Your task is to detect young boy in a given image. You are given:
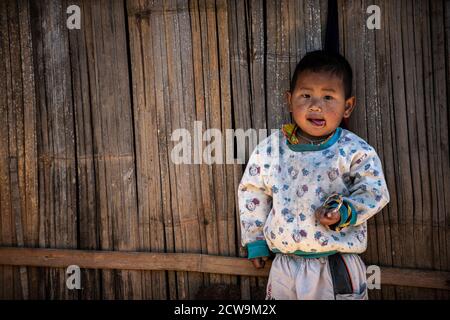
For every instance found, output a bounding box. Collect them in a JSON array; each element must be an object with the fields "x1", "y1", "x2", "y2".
[{"x1": 238, "y1": 50, "x2": 390, "y2": 300}]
